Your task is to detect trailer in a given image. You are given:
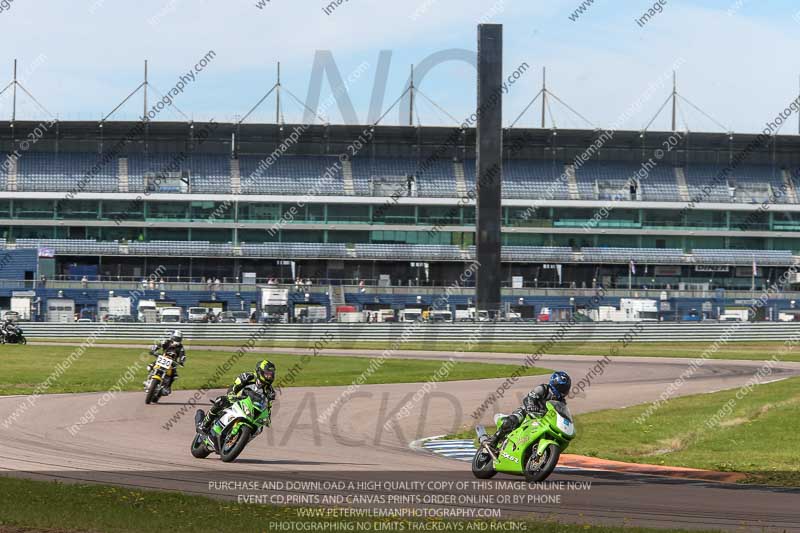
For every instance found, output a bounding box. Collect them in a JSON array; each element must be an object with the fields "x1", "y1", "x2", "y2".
[
  {"x1": 260, "y1": 287, "x2": 289, "y2": 323},
  {"x1": 10, "y1": 296, "x2": 32, "y2": 321},
  {"x1": 108, "y1": 296, "x2": 132, "y2": 318},
  {"x1": 46, "y1": 298, "x2": 75, "y2": 323},
  {"x1": 137, "y1": 300, "x2": 158, "y2": 323}
]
